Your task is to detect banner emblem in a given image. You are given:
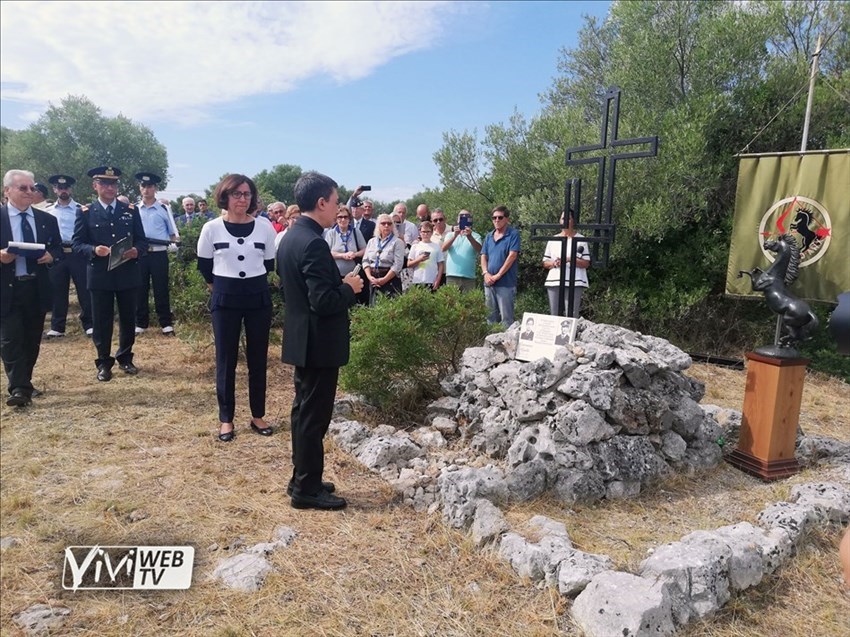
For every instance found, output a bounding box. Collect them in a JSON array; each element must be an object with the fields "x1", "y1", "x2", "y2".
[{"x1": 758, "y1": 196, "x2": 832, "y2": 267}]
